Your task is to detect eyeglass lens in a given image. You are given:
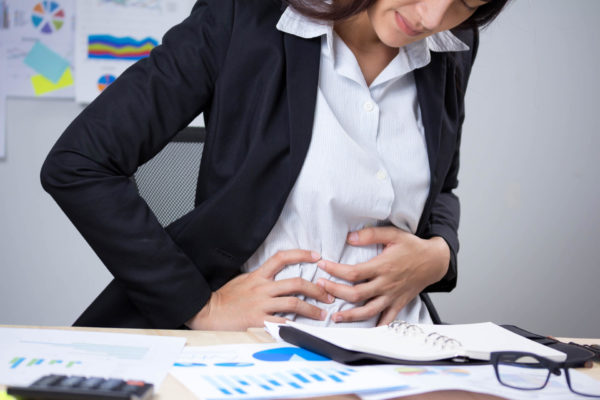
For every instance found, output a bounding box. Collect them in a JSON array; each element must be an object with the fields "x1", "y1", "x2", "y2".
[
  {"x1": 496, "y1": 354, "x2": 550, "y2": 390},
  {"x1": 566, "y1": 369, "x2": 600, "y2": 397},
  {"x1": 496, "y1": 353, "x2": 600, "y2": 397}
]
